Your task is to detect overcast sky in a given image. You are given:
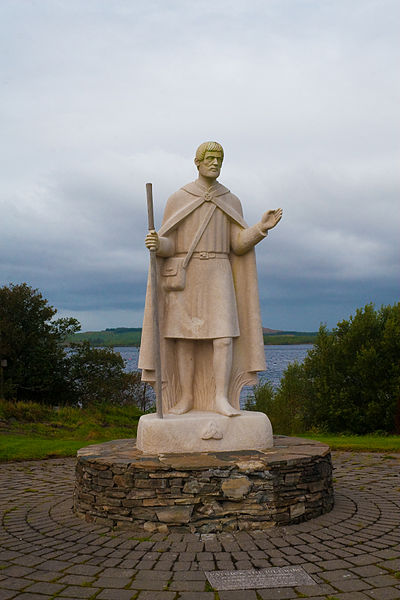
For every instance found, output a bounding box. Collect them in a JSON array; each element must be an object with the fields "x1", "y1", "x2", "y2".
[{"x1": 1, "y1": 0, "x2": 399, "y2": 332}]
